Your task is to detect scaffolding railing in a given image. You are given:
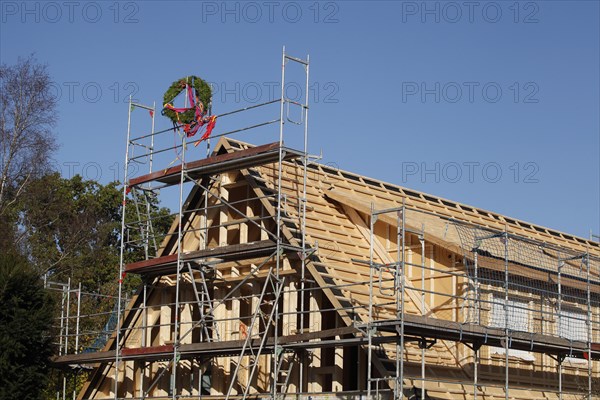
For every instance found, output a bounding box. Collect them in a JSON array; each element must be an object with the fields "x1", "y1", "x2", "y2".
[
  {"x1": 44, "y1": 276, "x2": 129, "y2": 400},
  {"x1": 361, "y1": 205, "x2": 599, "y2": 400},
  {"x1": 110, "y1": 47, "x2": 311, "y2": 400}
]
